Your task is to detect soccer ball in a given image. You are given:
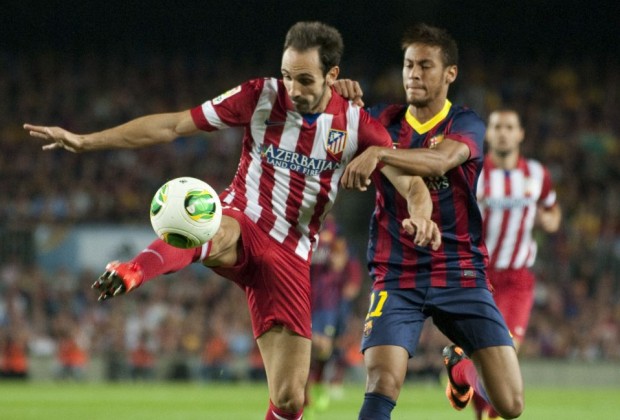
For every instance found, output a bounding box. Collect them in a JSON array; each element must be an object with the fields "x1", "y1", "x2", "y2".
[{"x1": 149, "y1": 177, "x2": 222, "y2": 249}]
